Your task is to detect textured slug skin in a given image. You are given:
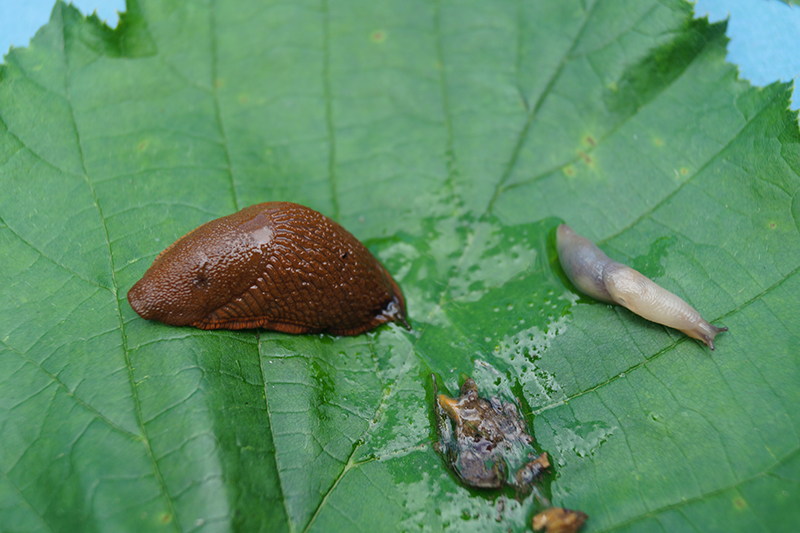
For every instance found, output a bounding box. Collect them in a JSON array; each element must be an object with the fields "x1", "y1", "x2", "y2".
[
  {"x1": 127, "y1": 202, "x2": 408, "y2": 336},
  {"x1": 556, "y1": 224, "x2": 727, "y2": 350}
]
